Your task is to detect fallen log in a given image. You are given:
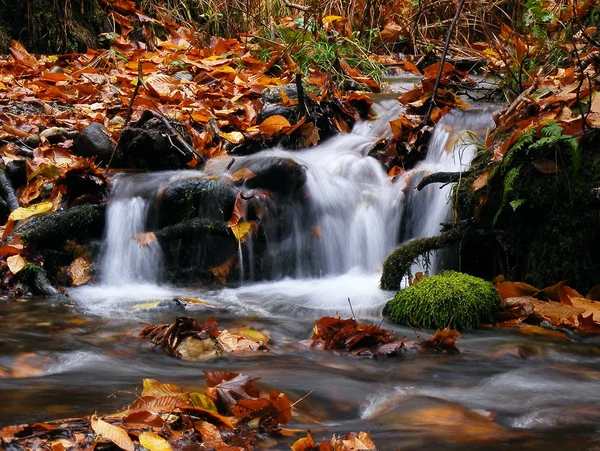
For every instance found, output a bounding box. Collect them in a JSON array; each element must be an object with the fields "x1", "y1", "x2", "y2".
[
  {"x1": 416, "y1": 171, "x2": 470, "y2": 191},
  {"x1": 380, "y1": 227, "x2": 464, "y2": 290}
]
